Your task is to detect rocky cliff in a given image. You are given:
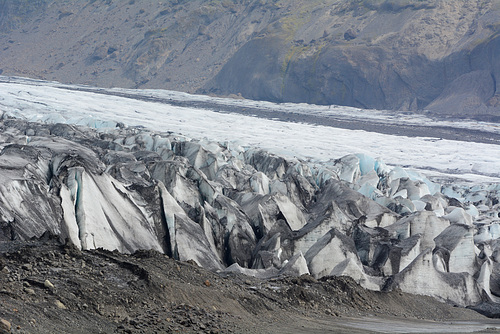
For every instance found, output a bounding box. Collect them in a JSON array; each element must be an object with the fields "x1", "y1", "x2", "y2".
[
  {"x1": 0, "y1": 0, "x2": 499, "y2": 116},
  {"x1": 207, "y1": 0, "x2": 500, "y2": 117}
]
